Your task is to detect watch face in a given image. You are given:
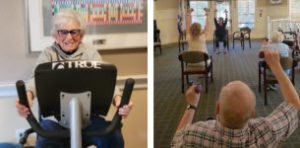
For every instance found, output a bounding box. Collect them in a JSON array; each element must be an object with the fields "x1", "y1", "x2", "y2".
[{"x1": 187, "y1": 104, "x2": 197, "y2": 110}]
